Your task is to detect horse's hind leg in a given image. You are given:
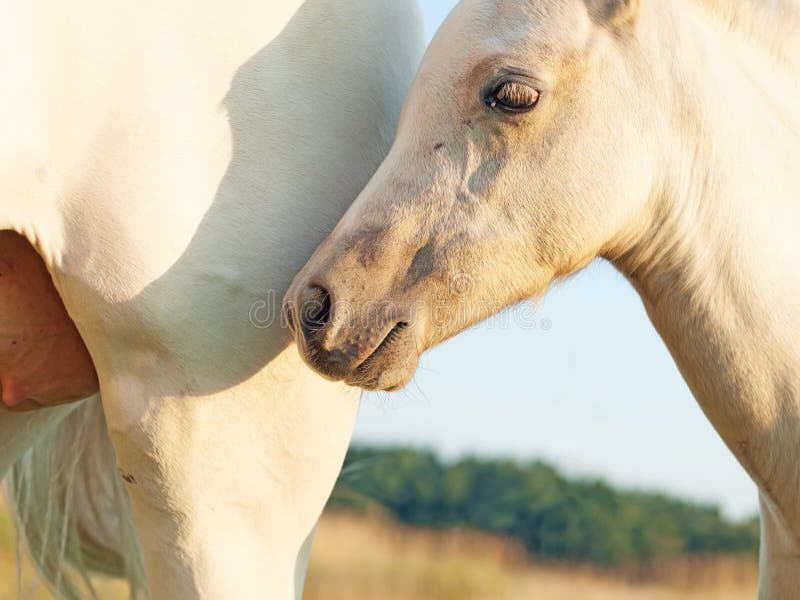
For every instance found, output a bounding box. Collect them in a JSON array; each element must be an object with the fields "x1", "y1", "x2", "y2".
[{"x1": 759, "y1": 493, "x2": 800, "y2": 599}]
